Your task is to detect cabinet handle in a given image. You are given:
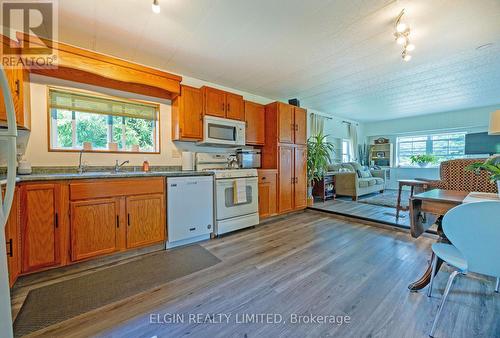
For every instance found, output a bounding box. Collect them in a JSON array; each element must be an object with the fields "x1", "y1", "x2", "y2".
[
  {"x1": 262, "y1": 176, "x2": 266, "y2": 180},
  {"x1": 127, "y1": 213, "x2": 131, "y2": 226},
  {"x1": 295, "y1": 124, "x2": 299, "y2": 131},
  {"x1": 55, "y1": 213, "x2": 58, "y2": 228},
  {"x1": 6, "y1": 239, "x2": 13, "y2": 257},
  {"x1": 116, "y1": 215, "x2": 119, "y2": 228},
  {"x1": 15, "y1": 80, "x2": 20, "y2": 96},
  {"x1": 222, "y1": 102, "x2": 225, "y2": 111}
]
